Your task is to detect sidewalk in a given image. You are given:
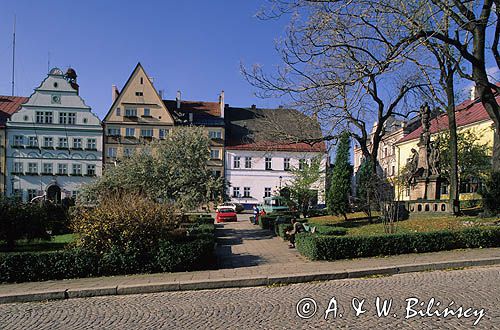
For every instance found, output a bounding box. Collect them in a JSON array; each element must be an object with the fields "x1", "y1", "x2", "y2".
[{"x1": 1, "y1": 219, "x2": 500, "y2": 304}]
